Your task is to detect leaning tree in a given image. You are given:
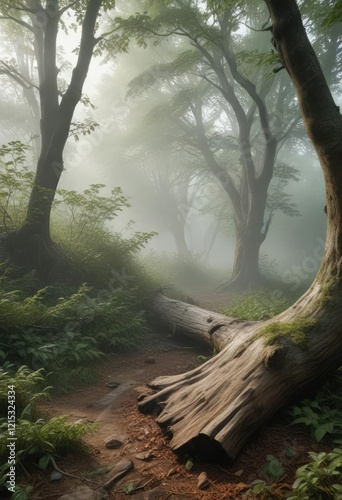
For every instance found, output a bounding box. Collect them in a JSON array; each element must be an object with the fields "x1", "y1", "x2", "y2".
[
  {"x1": 137, "y1": 0, "x2": 342, "y2": 461},
  {"x1": 0, "y1": 0, "x2": 115, "y2": 276}
]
